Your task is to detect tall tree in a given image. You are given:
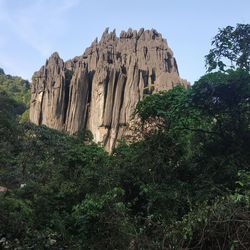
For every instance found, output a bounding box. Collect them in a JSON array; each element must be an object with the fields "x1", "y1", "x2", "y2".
[{"x1": 205, "y1": 24, "x2": 250, "y2": 72}]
